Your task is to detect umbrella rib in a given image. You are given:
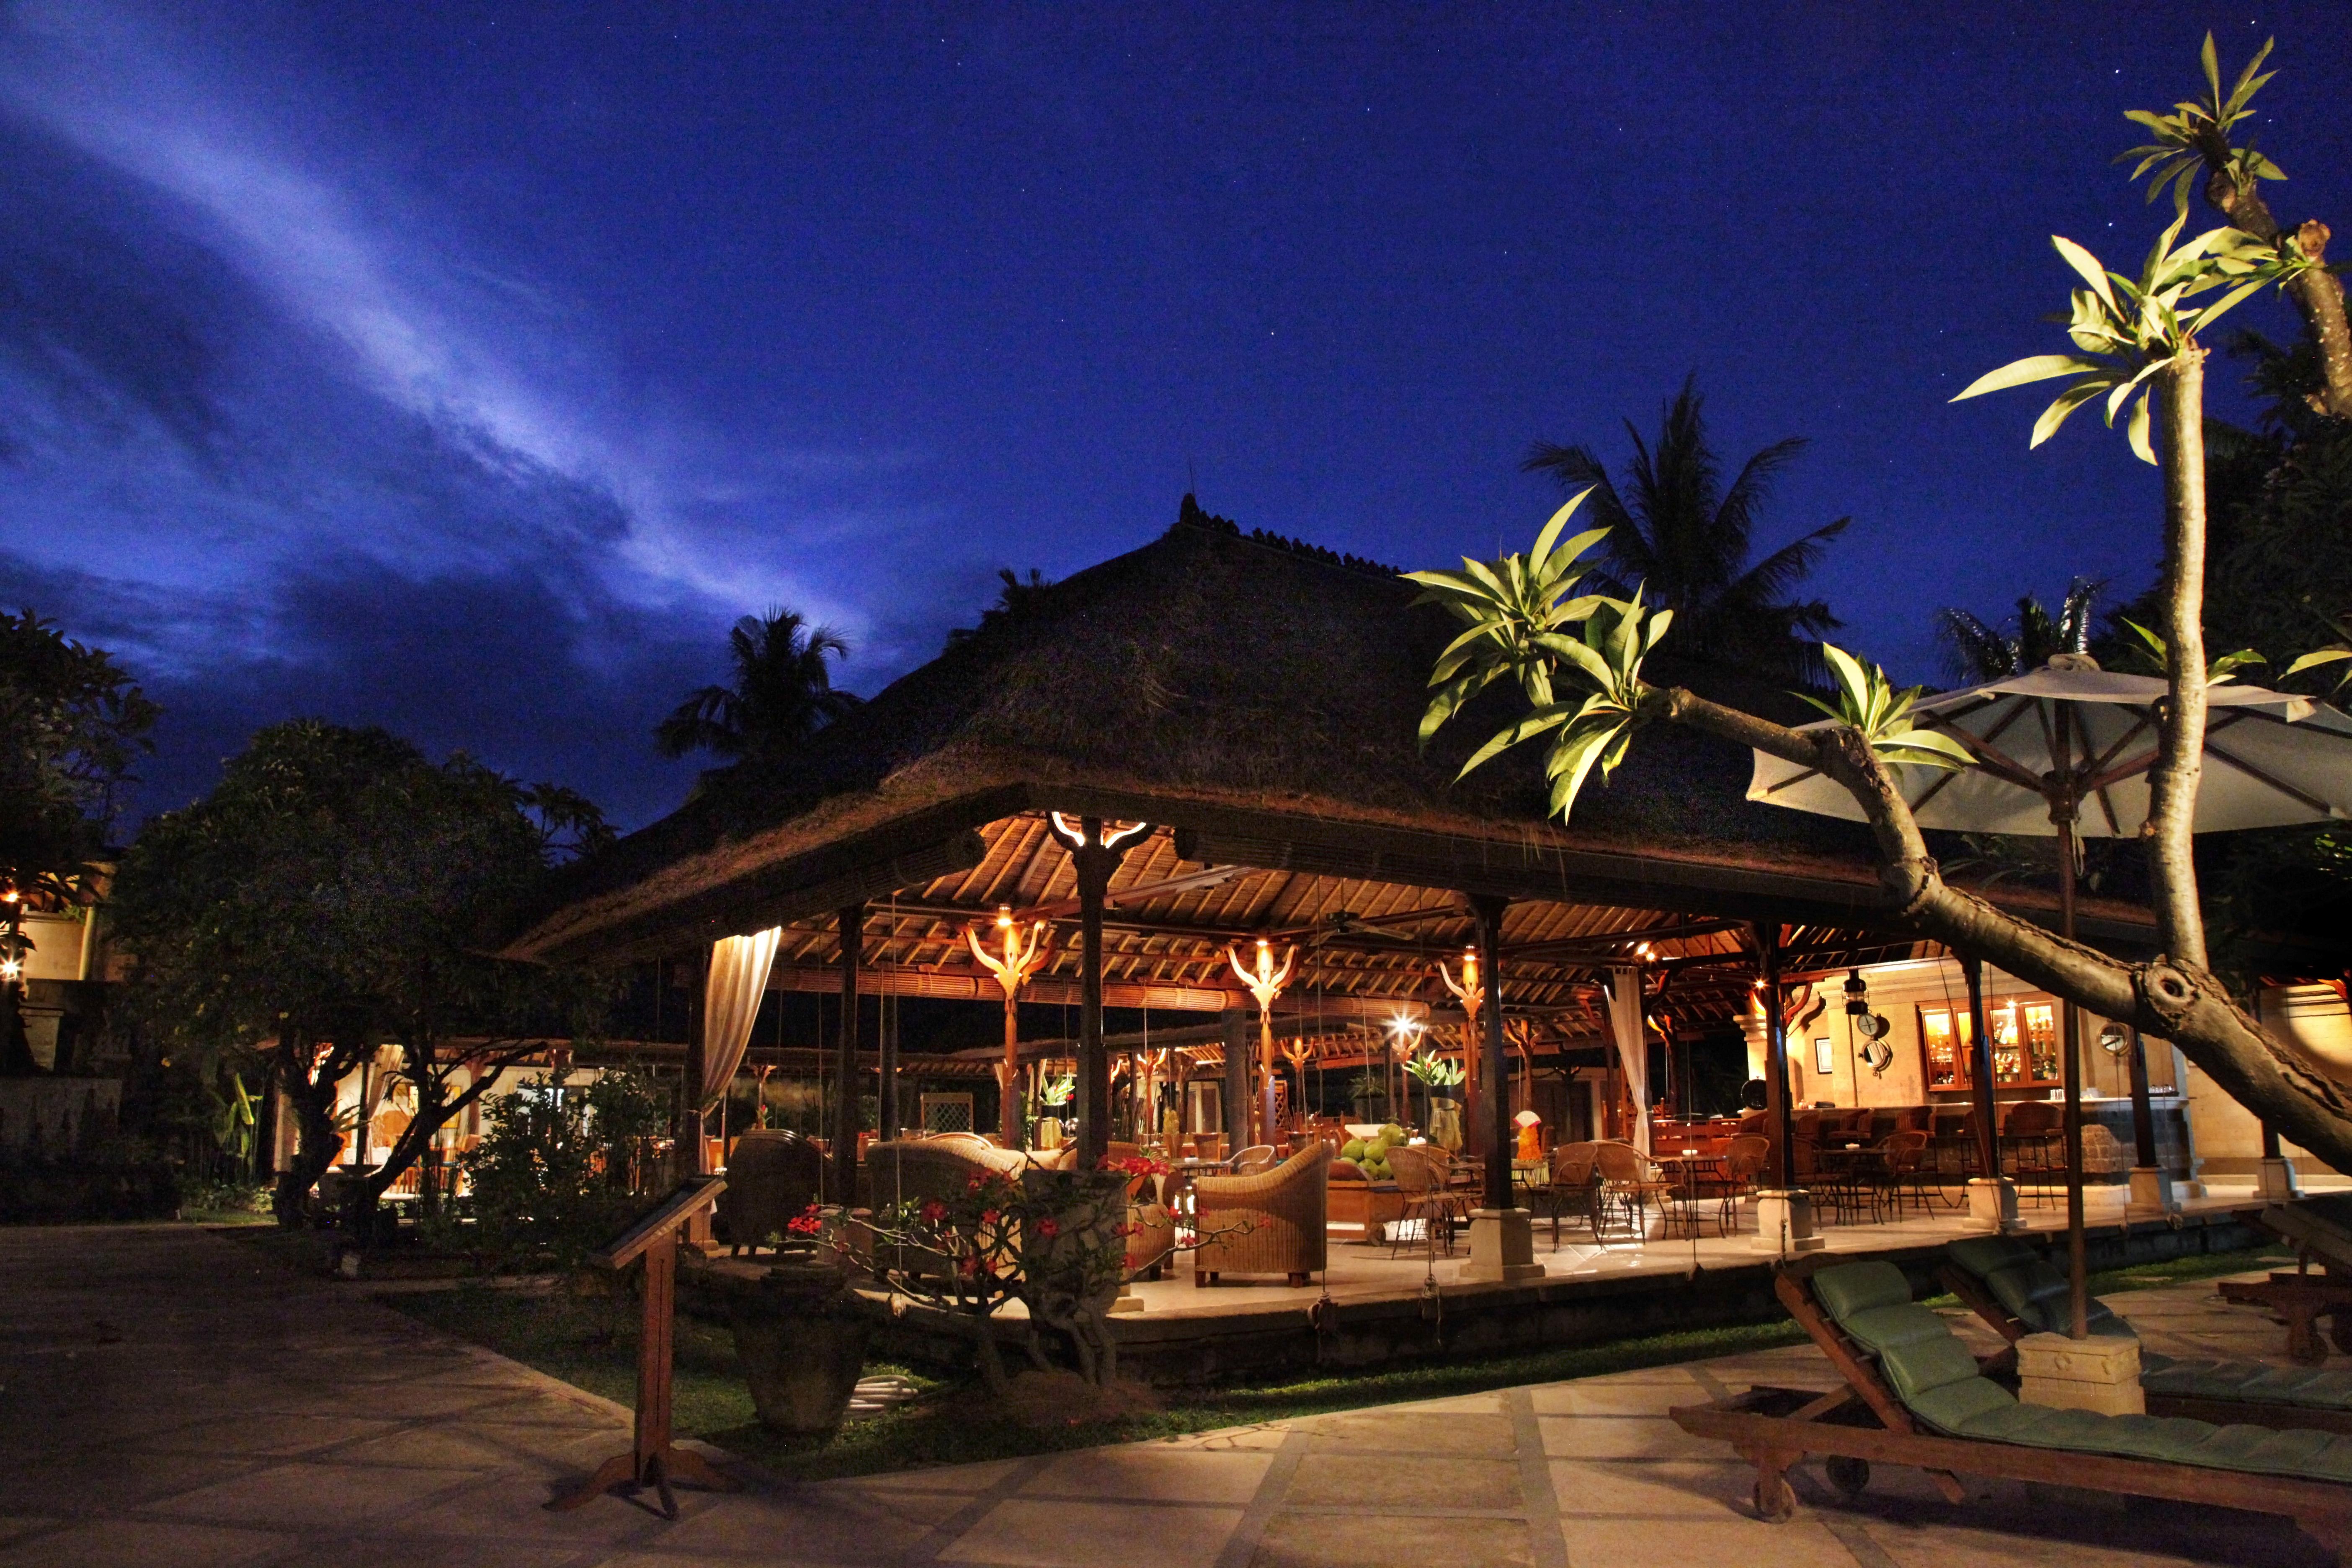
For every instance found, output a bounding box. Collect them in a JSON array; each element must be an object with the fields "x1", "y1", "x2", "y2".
[
  {"x1": 2094, "y1": 782, "x2": 2124, "y2": 836},
  {"x1": 2203, "y1": 735, "x2": 2339, "y2": 817},
  {"x1": 1918, "y1": 699, "x2": 2047, "y2": 794},
  {"x1": 2082, "y1": 712, "x2": 2155, "y2": 783}
]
